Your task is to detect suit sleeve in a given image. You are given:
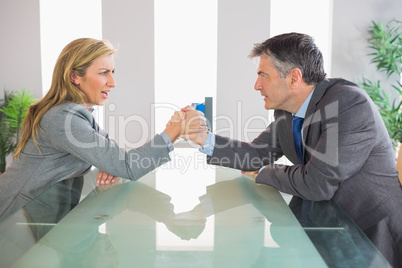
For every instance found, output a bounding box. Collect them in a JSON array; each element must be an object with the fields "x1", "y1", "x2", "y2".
[
  {"x1": 46, "y1": 105, "x2": 171, "y2": 181},
  {"x1": 207, "y1": 119, "x2": 284, "y2": 171},
  {"x1": 256, "y1": 88, "x2": 379, "y2": 201}
]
